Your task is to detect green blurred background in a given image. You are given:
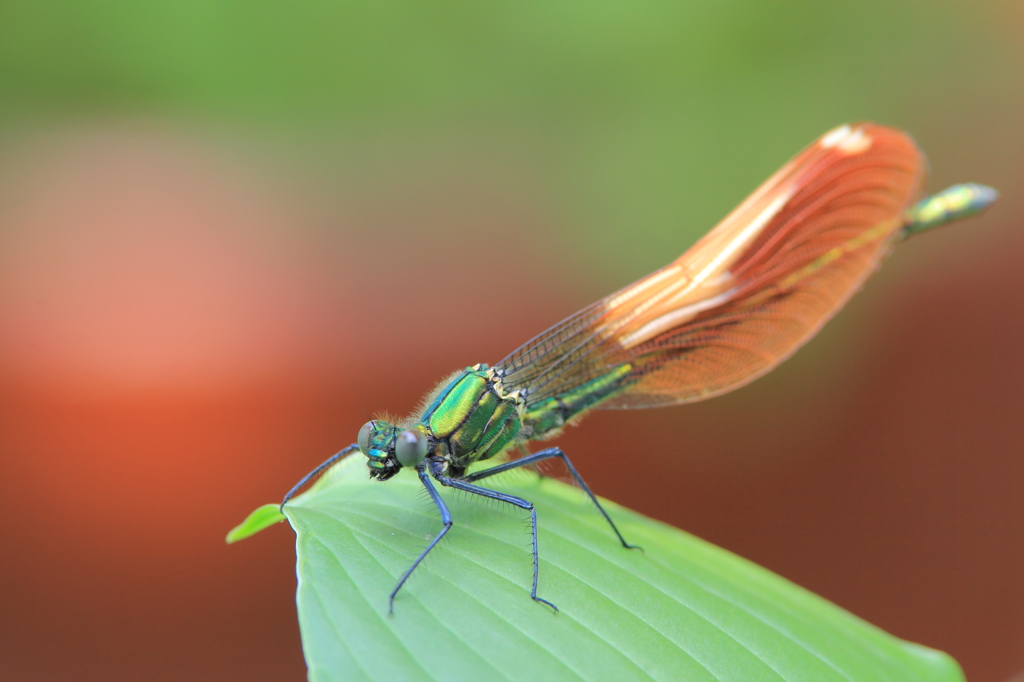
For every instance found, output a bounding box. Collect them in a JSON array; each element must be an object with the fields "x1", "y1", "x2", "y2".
[{"x1": 0, "y1": 1, "x2": 1021, "y2": 680}]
